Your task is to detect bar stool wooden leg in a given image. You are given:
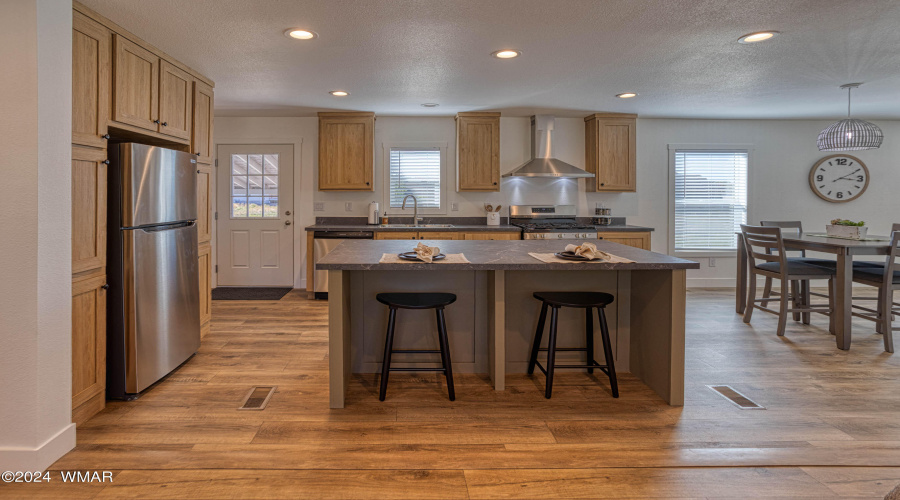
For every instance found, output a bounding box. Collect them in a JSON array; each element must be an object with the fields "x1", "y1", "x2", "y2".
[
  {"x1": 585, "y1": 307, "x2": 595, "y2": 374},
  {"x1": 528, "y1": 302, "x2": 548, "y2": 375},
  {"x1": 379, "y1": 307, "x2": 397, "y2": 401},
  {"x1": 598, "y1": 307, "x2": 619, "y2": 398},
  {"x1": 544, "y1": 306, "x2": 559, "y2": 399},
  {"x1": 435, "y1": 307, "x2": 455, "y2": 401}
]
